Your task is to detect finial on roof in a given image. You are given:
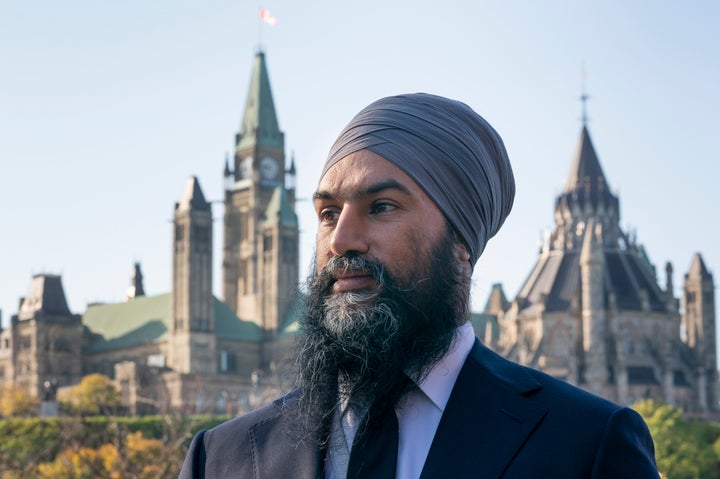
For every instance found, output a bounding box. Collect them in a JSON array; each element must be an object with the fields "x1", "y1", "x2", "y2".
[
  {"x1": 126, "y1": 262, "x2": 145, "y2": 301},
  {"x1": 223, "y1": 151, "x2": 232, "y2": 178},
  {"x1": 580, "y1": 64, "x2": 590, "y2": 127},
  {"x1": 288, "y1": 150, "x2": 296, "y2": 175}
]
